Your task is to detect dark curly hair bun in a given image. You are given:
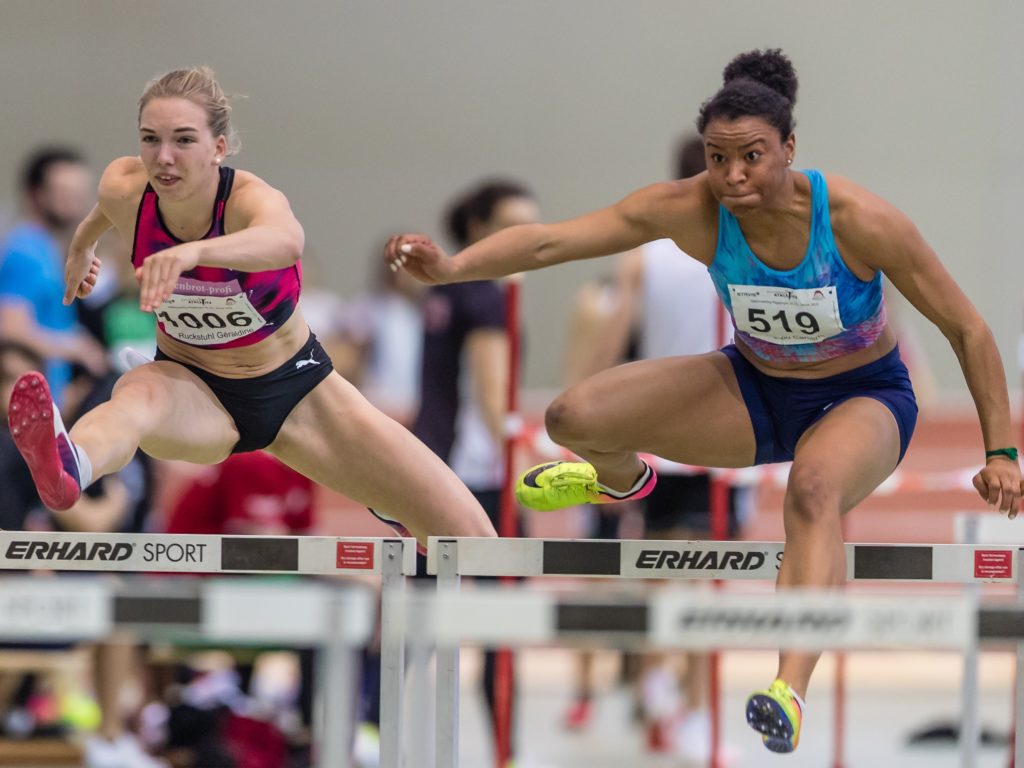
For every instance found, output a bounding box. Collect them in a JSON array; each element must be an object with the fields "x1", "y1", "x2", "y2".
[
  {"x1": 696, "y1": 48, "x2": 798, "y2": 138},
  {"x1": 723, "y1": 48, "x2": 798, "y2": 105}
]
